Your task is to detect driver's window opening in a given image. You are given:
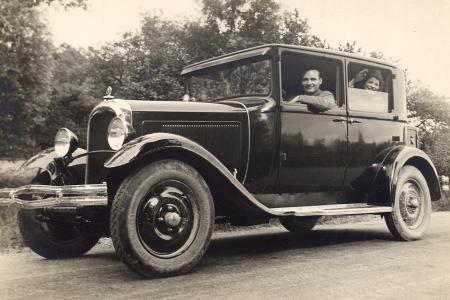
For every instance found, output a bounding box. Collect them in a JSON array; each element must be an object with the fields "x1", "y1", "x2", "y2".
[
  {"x1": 281, "y1": 52, "x2": 342, "y2": 107},
  {"x1": 347, "y1": 63, "x2": 393, "y2": 113}
]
